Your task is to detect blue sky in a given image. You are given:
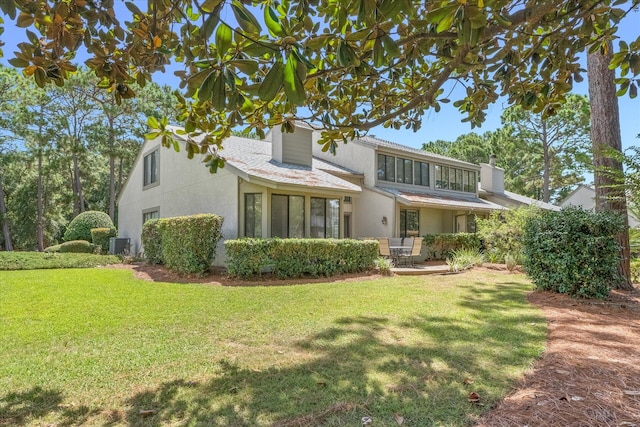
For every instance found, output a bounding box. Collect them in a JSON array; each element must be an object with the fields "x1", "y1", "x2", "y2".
[{"x1": 1, "y1": 3, "x2": 638, "y2": 158}]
